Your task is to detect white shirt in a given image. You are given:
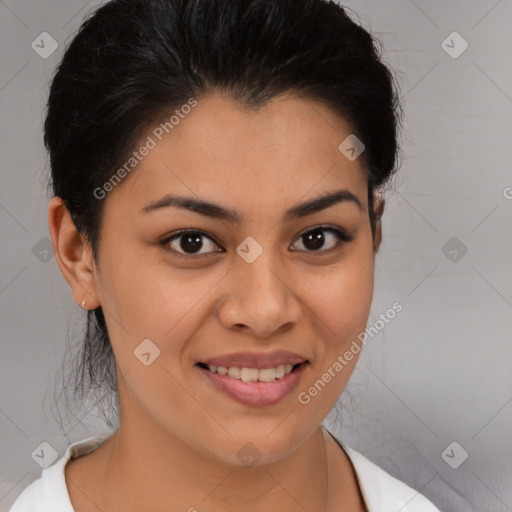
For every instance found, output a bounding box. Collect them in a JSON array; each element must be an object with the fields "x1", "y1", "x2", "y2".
[{"x1": 8, "y1": 429, "x2": 442, "y2": 511}]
